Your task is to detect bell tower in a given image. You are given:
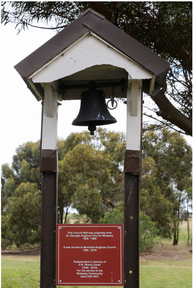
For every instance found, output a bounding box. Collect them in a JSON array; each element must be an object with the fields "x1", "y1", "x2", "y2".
[{"x1": 14, "y1": 8, "x2": 169, "y2": 288}]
